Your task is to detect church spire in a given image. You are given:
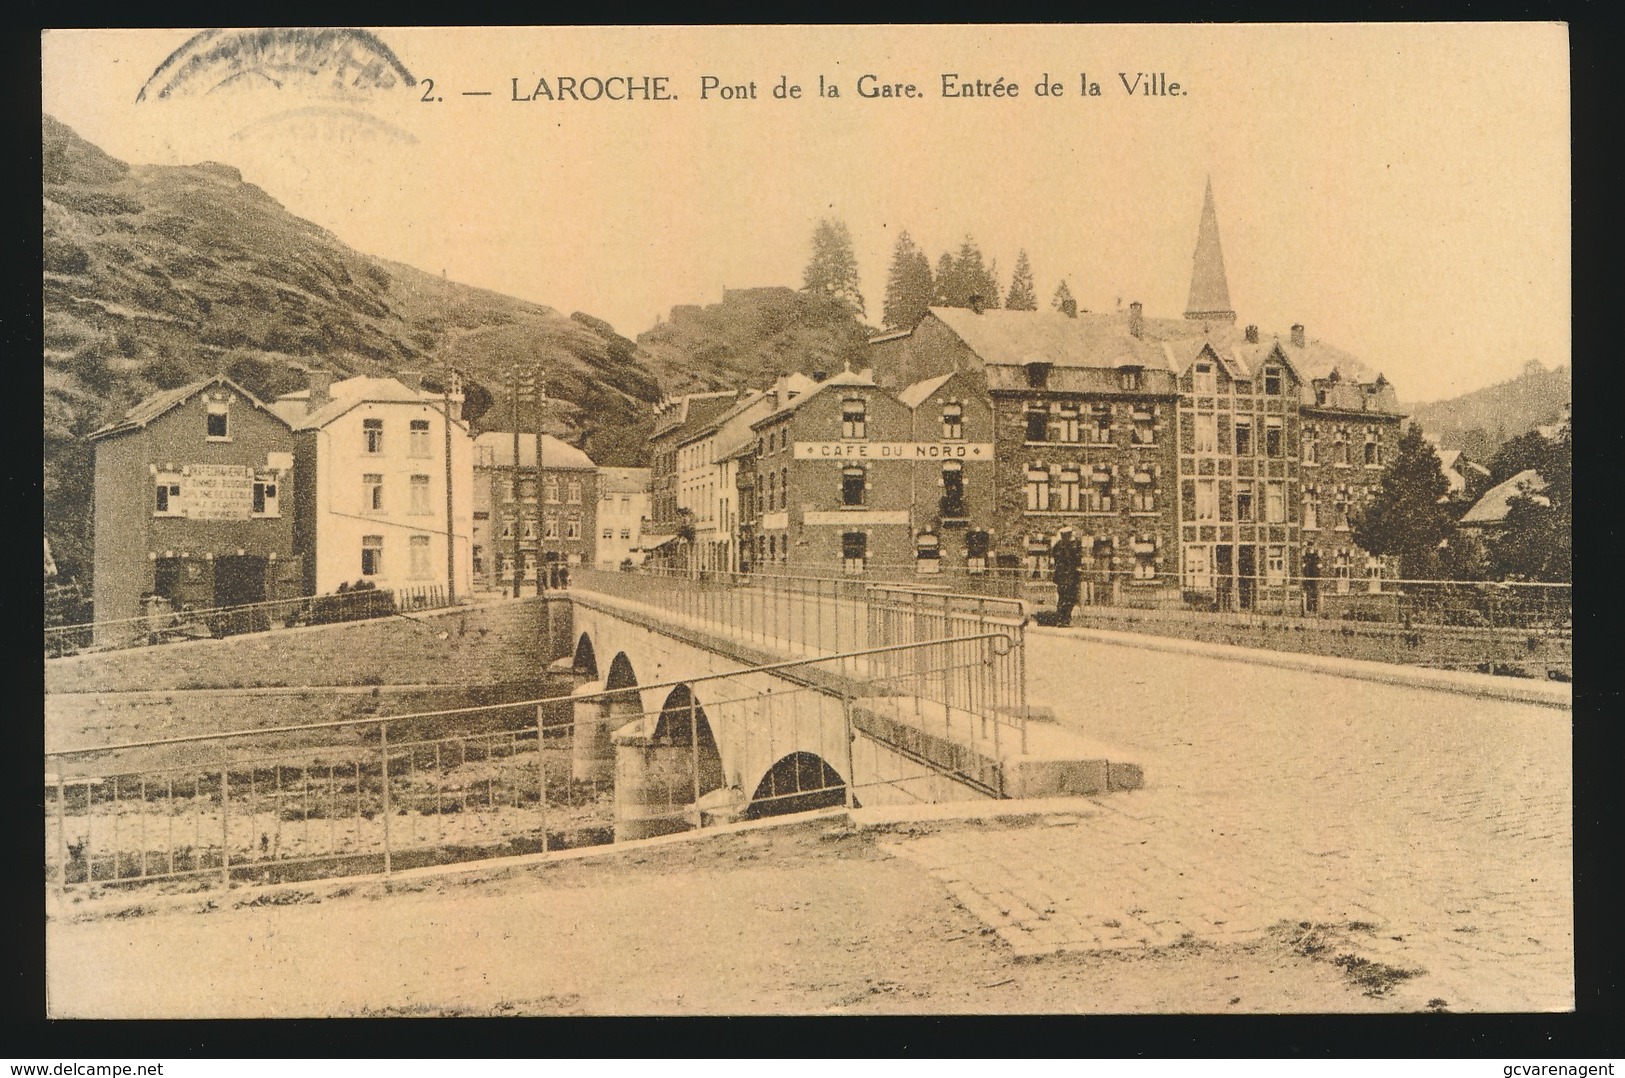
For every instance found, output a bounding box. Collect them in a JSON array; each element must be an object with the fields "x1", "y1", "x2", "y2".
[{"x1": 1184, "y1": 177, "x2": 1237, "y2": 324}]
